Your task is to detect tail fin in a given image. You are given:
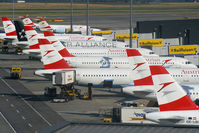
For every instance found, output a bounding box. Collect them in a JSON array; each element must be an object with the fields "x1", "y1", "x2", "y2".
[
  {"x1": 126, "y1": 49, "x2": 152, "y2": 86},
  {"x1": 13, "y1": 20, "x2": 27, "y2": 41},
  {"x1": 43, "y1": 31, "x2": 75, "y2": 57},
  {"x1": 2, "y1": 17, "x2": 17, "y2": 36},
  {"x1": 24, "y1": 25, "x2": 40, "y2": 49},
  {"x1": 20, "y1": 16, "x2": 35, "y2": 26},
  {"x1": 38, "y1": 19, "x2": 52, "y2": 31},
  {"x1": 150, "y1": 65, "x2": 199, "y2": 111},
  {"x1": 38, "y1": 38, "x2": 75, "y2": 69}
]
